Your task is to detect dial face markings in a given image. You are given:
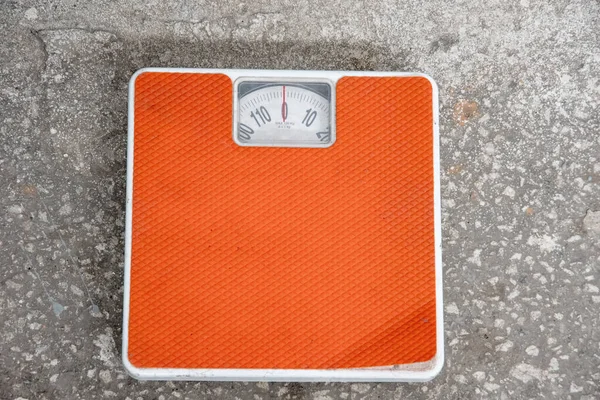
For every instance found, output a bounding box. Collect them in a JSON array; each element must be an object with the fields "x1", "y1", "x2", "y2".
[{"x1": 235, "y1": 81, "x2": 333, "y2": 147}]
